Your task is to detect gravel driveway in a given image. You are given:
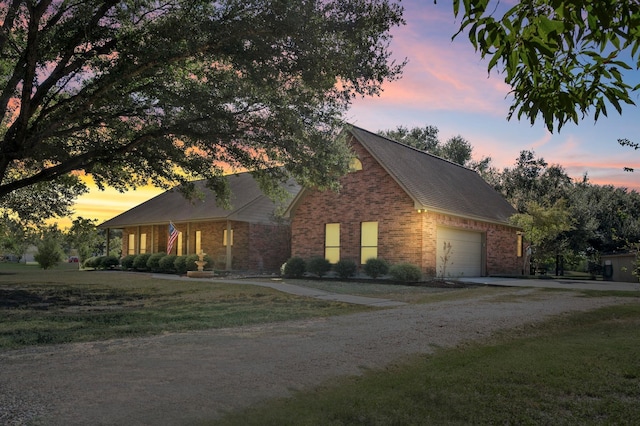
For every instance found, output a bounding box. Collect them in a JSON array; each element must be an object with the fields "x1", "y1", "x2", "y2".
[{"x1": 0, "y1": 287, "x2": 628, "y2": 425}]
